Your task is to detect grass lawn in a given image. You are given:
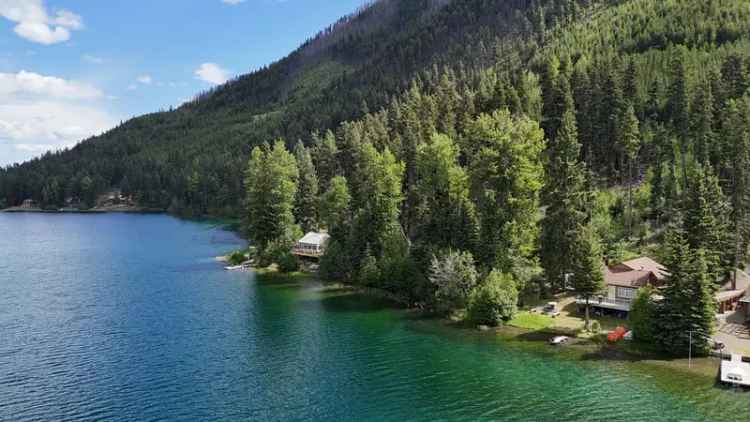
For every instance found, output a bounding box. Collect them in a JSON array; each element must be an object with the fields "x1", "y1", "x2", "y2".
[{"x1": 508, "y1": 312, "x2": 554, "y2": 331}]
